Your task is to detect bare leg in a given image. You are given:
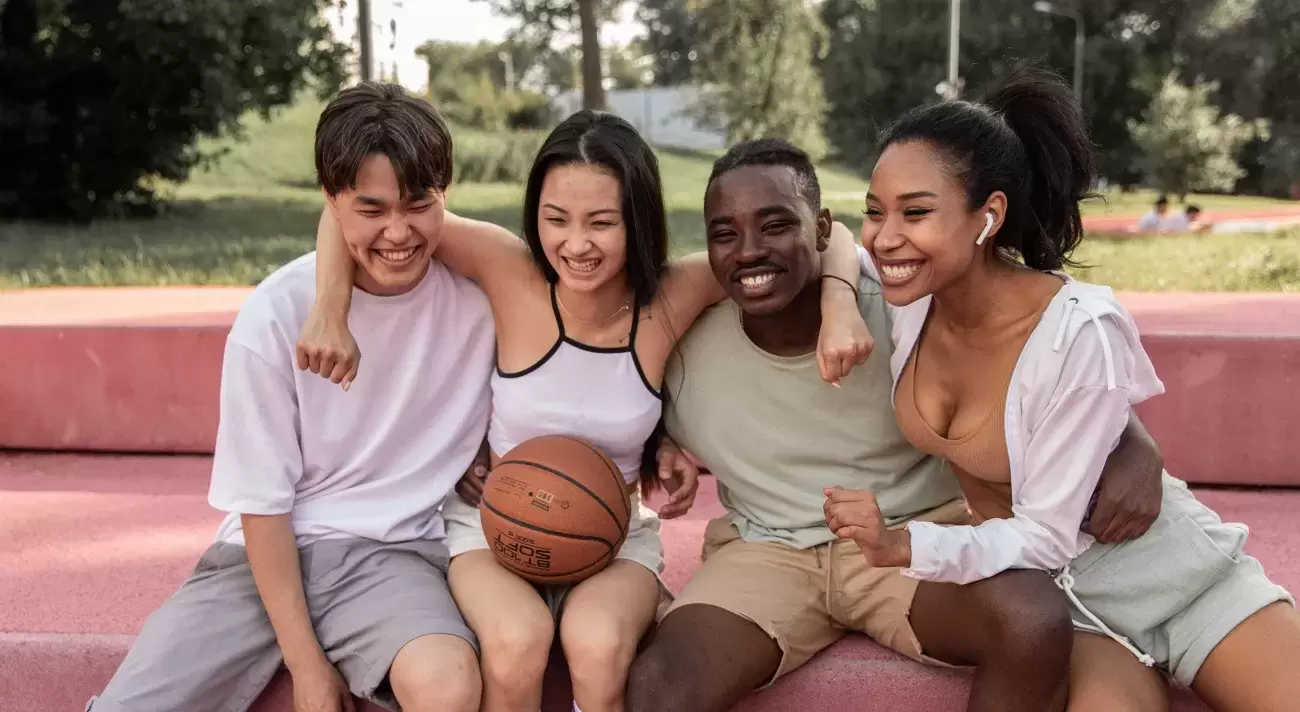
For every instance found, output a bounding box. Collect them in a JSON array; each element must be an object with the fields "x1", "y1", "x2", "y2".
[
  {"x1": 388, "y1": 634, "x2": 482, "y2": 712},
  {"x1": 1064, "y1": 632, "x2": 1170, "y2": 712},
  {"x1": 1191, "y1": 602, "x2": 1300, "y2": 712},
  {"x1": 910, "y1": 570, "x2": 1074, "y2": 712},
  {"x1": 448, "y1": 550, "x2": 554, "y2": 712},
  {"x1": 625, "y1": 603, "x2": 783, "y2": 712},
  {"x1": 559, "y1": 561, "x2": 661, "y2": 712}
]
